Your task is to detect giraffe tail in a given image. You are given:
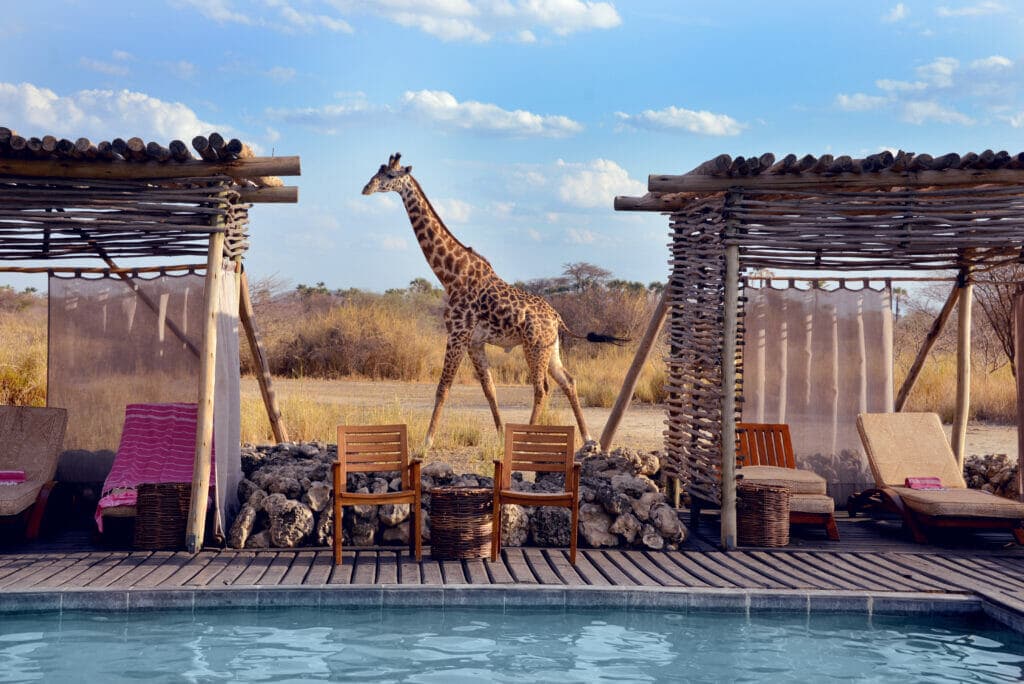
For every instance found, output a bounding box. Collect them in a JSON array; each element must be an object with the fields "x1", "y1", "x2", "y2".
[{"x1": 560, "y1": 322, "x2": 630, "y2": 345}]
